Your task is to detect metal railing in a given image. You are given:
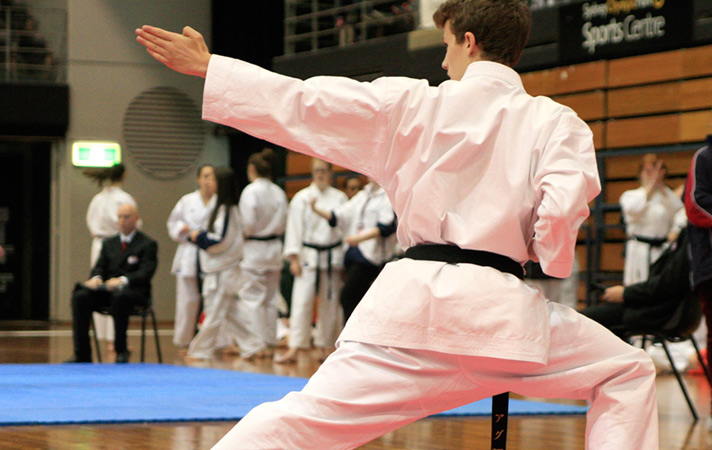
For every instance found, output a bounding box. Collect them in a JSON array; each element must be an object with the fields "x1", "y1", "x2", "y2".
[
  {"x1": 284, "y1": 0, "x2": 419, "y2": 54},
  {"x1": 1, "y1": 5, "x2": 66, "y2": 83}
]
